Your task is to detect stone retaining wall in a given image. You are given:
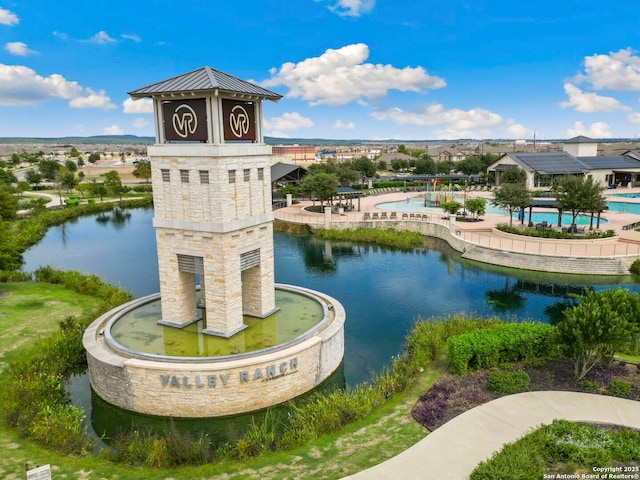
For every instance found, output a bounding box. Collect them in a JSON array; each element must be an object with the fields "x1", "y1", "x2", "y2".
[
  {"x1": 83, "y1": 286, "x2": 345, "y2": 417},
  {"x1": 279, "y1": 218, "x2": 636, "y2": 276}
]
